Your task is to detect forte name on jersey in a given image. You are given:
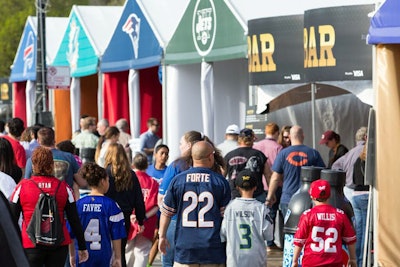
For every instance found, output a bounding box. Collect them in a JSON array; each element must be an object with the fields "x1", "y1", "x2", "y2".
[{"x1": 186, "y1": 173, "x2": 210, "y2": 183}]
